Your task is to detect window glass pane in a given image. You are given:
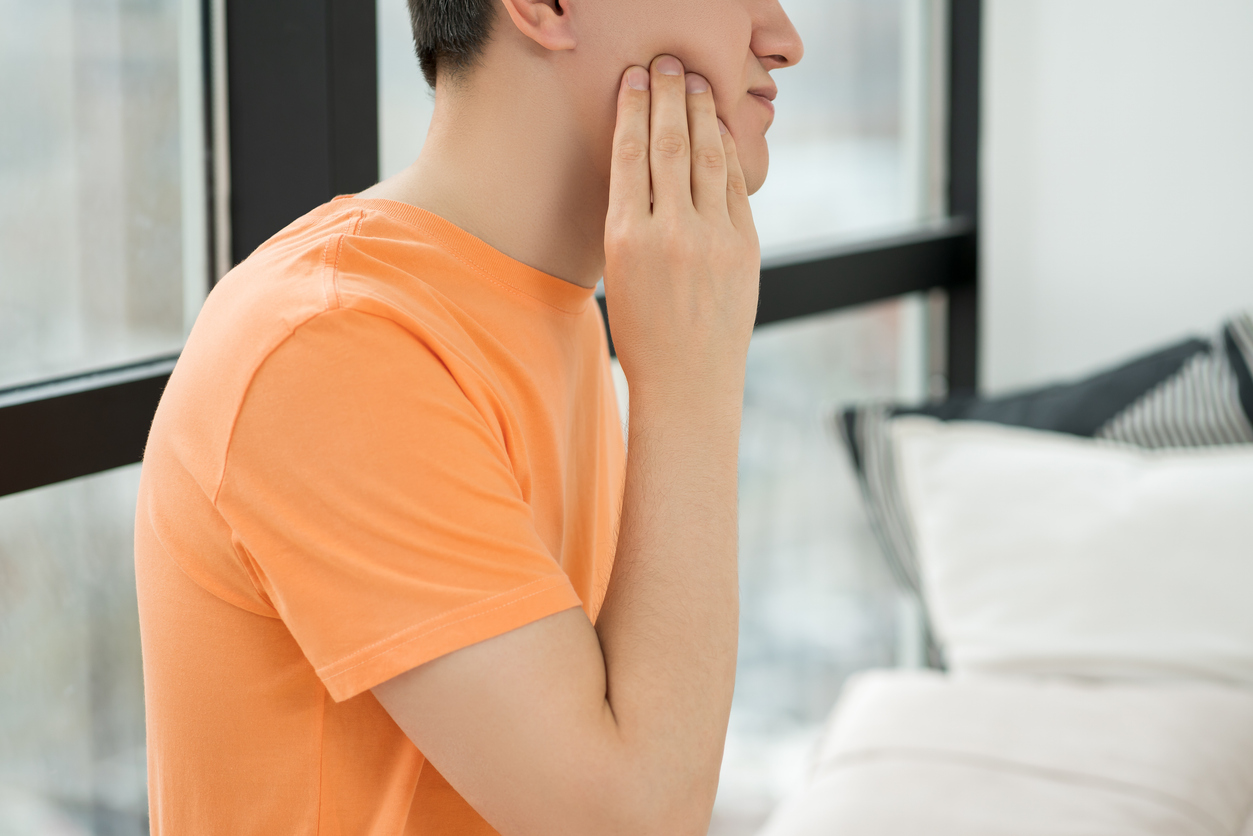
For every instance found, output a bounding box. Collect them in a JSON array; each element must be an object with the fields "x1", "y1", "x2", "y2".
[
  {"x1": 379, "y1": 1, "x2": 934, "y2": 832},
  {"x1": 0, "y1": 466, "x2": 146, "y2": 834},
  {"x1": 376, "y1": 0, "x2": 942, "y2": 248},
  {"x1": 751, "y1": 0, "x2": 941, "y2": 253},
  {"x1": 0, "y1": 0, "x2": 208, "y2": 390},
  {"x1": 713, "y1": 297, "x2": 927, "y2": 835},
  {"x1": 377, "y1": 0, "x2": 434, "y2": 182}
]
